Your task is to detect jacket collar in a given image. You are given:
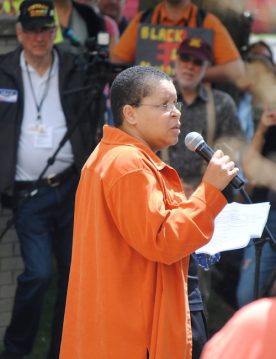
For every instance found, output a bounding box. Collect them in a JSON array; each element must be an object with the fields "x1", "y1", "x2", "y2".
[
  {"x1": 0, "y1": 44, "x2": 74, "y2": 72},
  {"x1": 0, "y1": 46, "x2": 22, "y2": 75},
  {"x1": 102, "y1": 125, "x2": 168, "y2": 171},
  {"x1": 178, "y1": 83, "x2": 208, "y2": 106}
]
